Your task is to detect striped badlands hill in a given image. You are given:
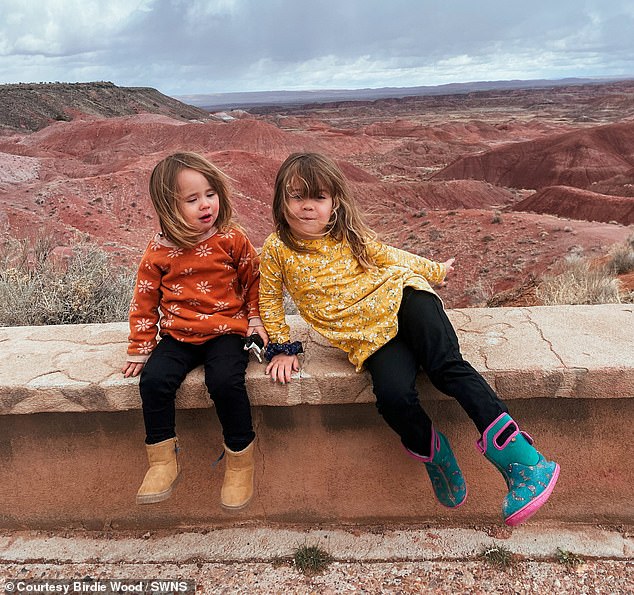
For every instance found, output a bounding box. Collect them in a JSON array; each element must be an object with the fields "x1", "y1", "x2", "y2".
[
  {"x1": 513, "y1": 186, "x2": 634, "y2": 226},
  {"x1": 432, "y1": 121, "x2": 634, "y2": 195}
]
